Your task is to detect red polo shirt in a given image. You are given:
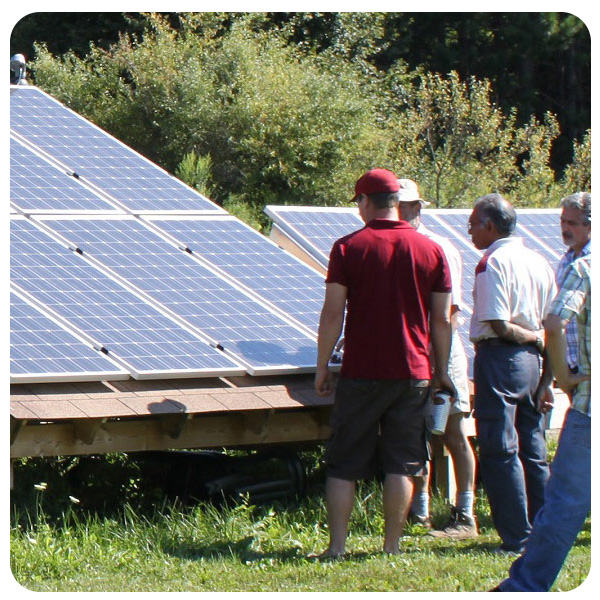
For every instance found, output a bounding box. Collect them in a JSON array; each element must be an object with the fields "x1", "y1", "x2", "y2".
[{"x1": 326, "y1": 219, "x2": 451, "y2": 379}]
